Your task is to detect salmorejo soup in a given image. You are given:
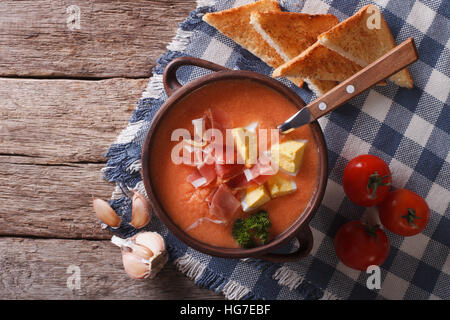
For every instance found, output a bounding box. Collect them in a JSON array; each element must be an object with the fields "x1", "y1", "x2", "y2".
[{"x1": 150, "y1": 79, "x2": 320, "y2": 248}]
